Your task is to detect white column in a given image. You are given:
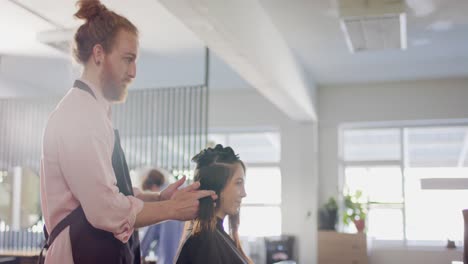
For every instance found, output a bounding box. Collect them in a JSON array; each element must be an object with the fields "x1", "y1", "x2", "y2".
[{"x1": 11, "y1": 166, "x2": 22, "y2": 231}]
